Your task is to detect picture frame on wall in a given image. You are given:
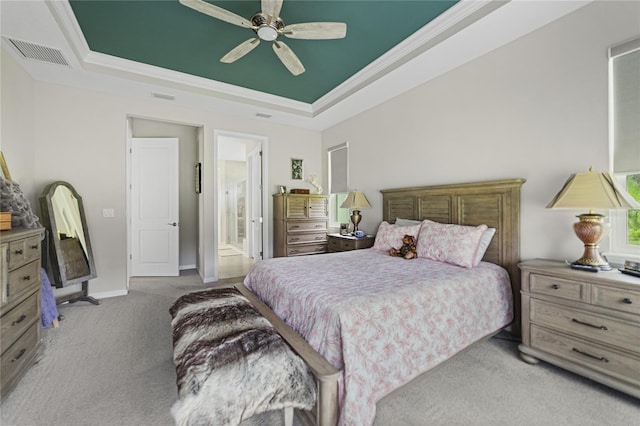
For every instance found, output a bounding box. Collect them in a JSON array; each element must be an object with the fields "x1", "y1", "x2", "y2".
[{"x1": 291, "y1": 158, "x2": 303, "y2": 180}]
